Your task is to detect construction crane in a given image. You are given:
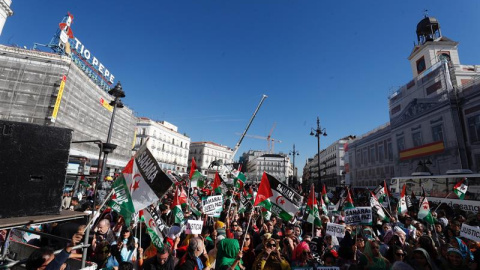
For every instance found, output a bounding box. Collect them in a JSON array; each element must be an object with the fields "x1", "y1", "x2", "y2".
[{"x1": 236, "y1": 123, "x2": 282, "y2": 153}]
